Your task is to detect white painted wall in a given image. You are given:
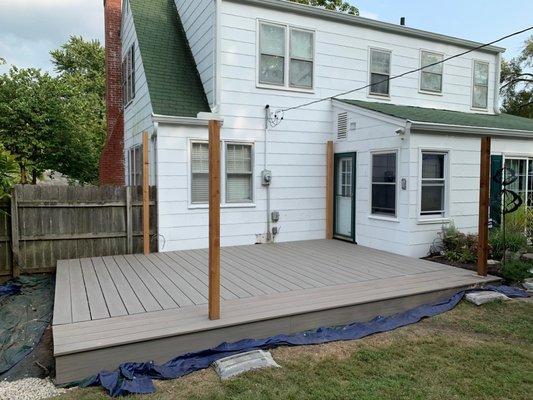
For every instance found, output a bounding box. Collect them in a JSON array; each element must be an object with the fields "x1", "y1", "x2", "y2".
[
  {"x1": 174, "y1": 0, "x2": 216, "y2": 107},
  {"x1": 122, "y1": 0, "x2": 155, "y2": 183},
  {"x1": 152, "y1": 0, "x2": 516, "y2": 256}
]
